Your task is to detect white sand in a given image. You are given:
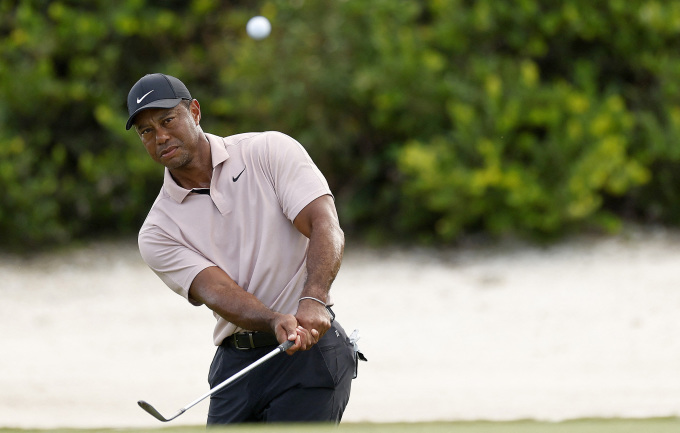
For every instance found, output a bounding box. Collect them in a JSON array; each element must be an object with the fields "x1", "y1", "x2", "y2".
[{"x1": 1, "y1": 227, "x2": 679, "y2": 428}]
